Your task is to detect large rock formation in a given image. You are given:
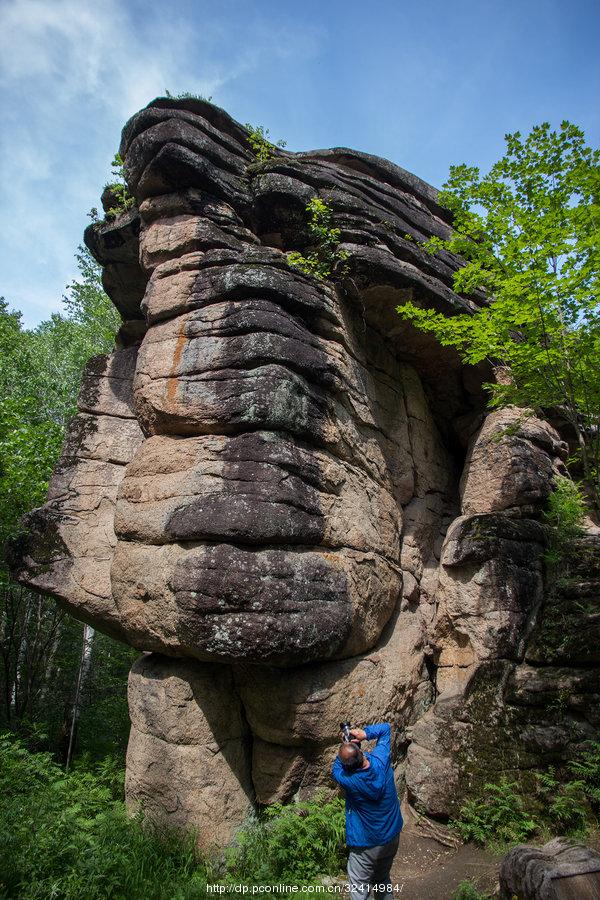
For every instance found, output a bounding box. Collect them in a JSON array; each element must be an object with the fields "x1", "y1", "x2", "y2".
[{"x1": 11, "y1": 98, "x2": 599, "y2": 845}]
